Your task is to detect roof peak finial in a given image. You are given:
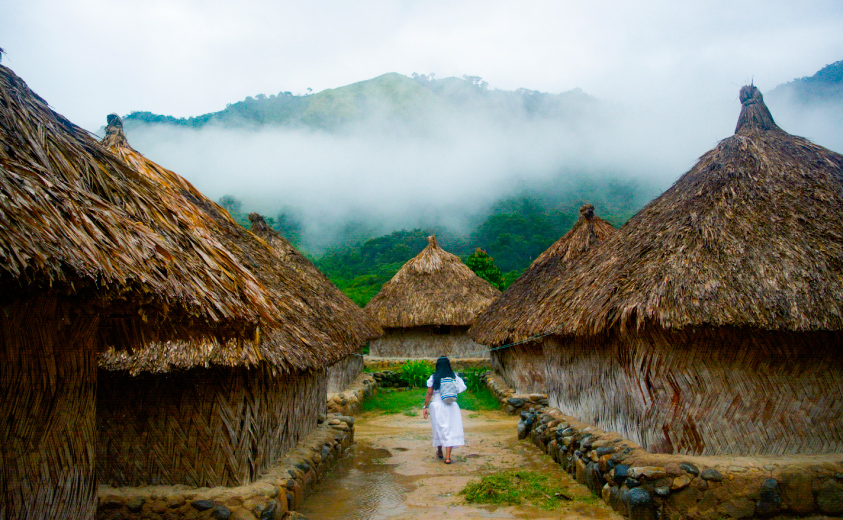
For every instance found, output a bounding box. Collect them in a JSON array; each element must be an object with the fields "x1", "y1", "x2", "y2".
[
  {"x1": 103, "y1": 113, "x2": 131, "y2": 148},
  {"x1": 735, "y1": 85, "x2": 779, "y2": 134},
  {"x1": 579, "y1": 204, "x2": 595, "y2": 220},
  {"x1": 427, "y1": 235, "x2": 438, "y2": 248}
]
